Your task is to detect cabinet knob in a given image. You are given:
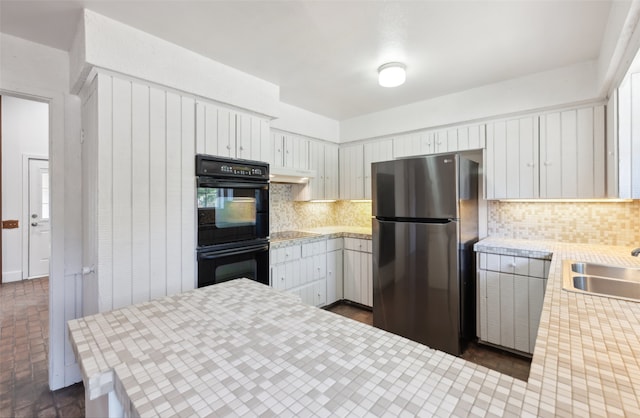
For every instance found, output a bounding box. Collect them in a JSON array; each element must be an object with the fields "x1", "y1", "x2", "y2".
[
  {"x1": 239, "y1": 146, "x2": 244, "y2": 151},
  {"x1": 226, "y1": 145, "x2": 231, "y2": 150},
  {"x1": 526, "y1": 162, "x2": 535, "y2": 167},
  {"x1": 544, "y1": 161, "x2": 551, "y2": 166}
]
